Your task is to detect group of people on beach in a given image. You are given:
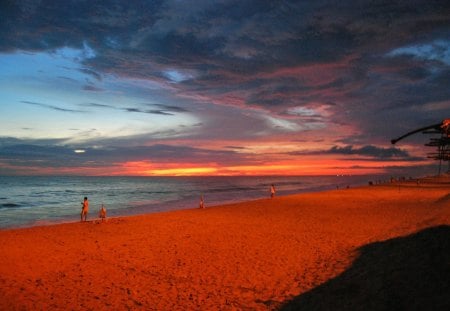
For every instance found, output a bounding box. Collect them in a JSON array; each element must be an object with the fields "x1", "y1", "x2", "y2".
[
  {"x1": 81, "y1": 184, "x2": 276, "y2": 219},
  {"x1": 80, "y1": 197, "x2": 107, "y2": 222}
]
